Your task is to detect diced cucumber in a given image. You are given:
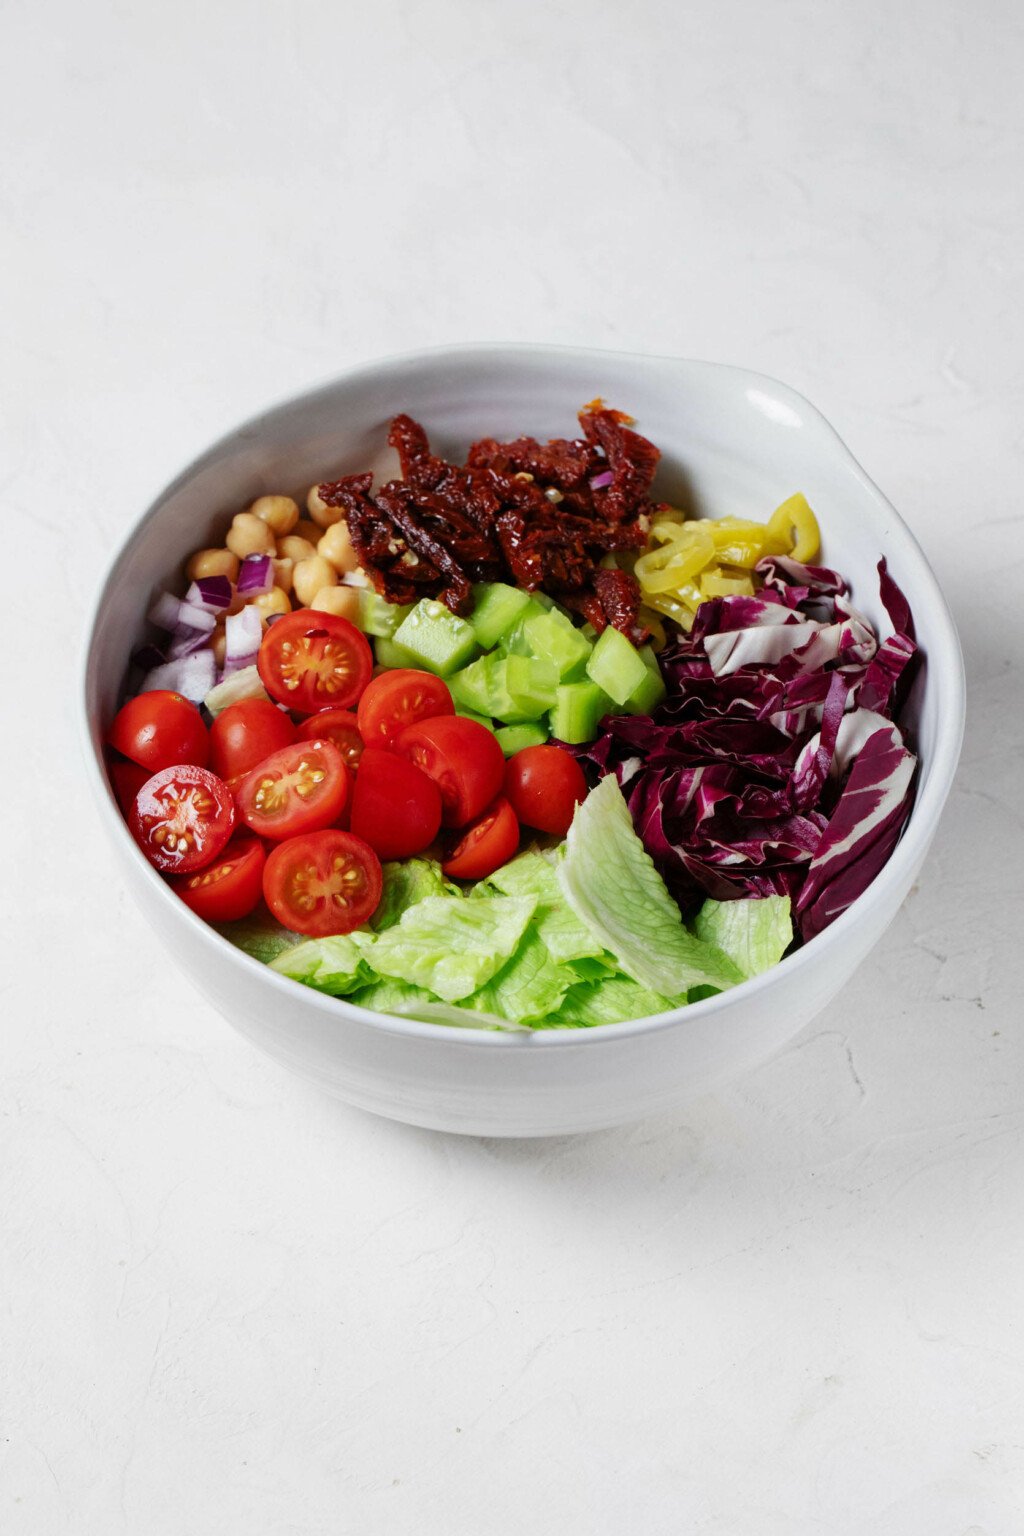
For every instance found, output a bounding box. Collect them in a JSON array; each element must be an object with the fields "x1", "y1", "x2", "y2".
[
  {"x1": 494, "y1": 722, "x2": 549, "y2": 757},
  {"x1": 449, "y1": 654, "x2": 514, "y2": 719},
  {"x1": 622, "y1": 645, "x2": 667, "y2": 714},
  {"x1": 373, "y1": 636, "x2": 422, "y2": 671},
  {"x1": 523, "y1": 610, "x2": 592, "y2": 680},
  {"x1": 499, "y1": 596, "x2": 550, "y2": 656},
  {"x1": 550, "y1": 681, "x2": 612, "y2": 744},
  {"x1": 455, "y1": 708, "x2": 495, "y2": 731},
  {"x1": 585, "y1": 625, "x2": 649, "y2": 707},
  {"x1": 505, "y1": 654, "x2": 558, "y2": 715},
  {"x1": 357, "y1": 590, "x2": 412, "y2": 638},
  {"x1": 469, "y1": 582, "x2": 531, "y2": 648},
  {"x1": 203, "y1": 664, "x2": 270, "y2": 717},
  {"x1": 392, "y1": 599, "x2": 479, "y2": 676}
]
